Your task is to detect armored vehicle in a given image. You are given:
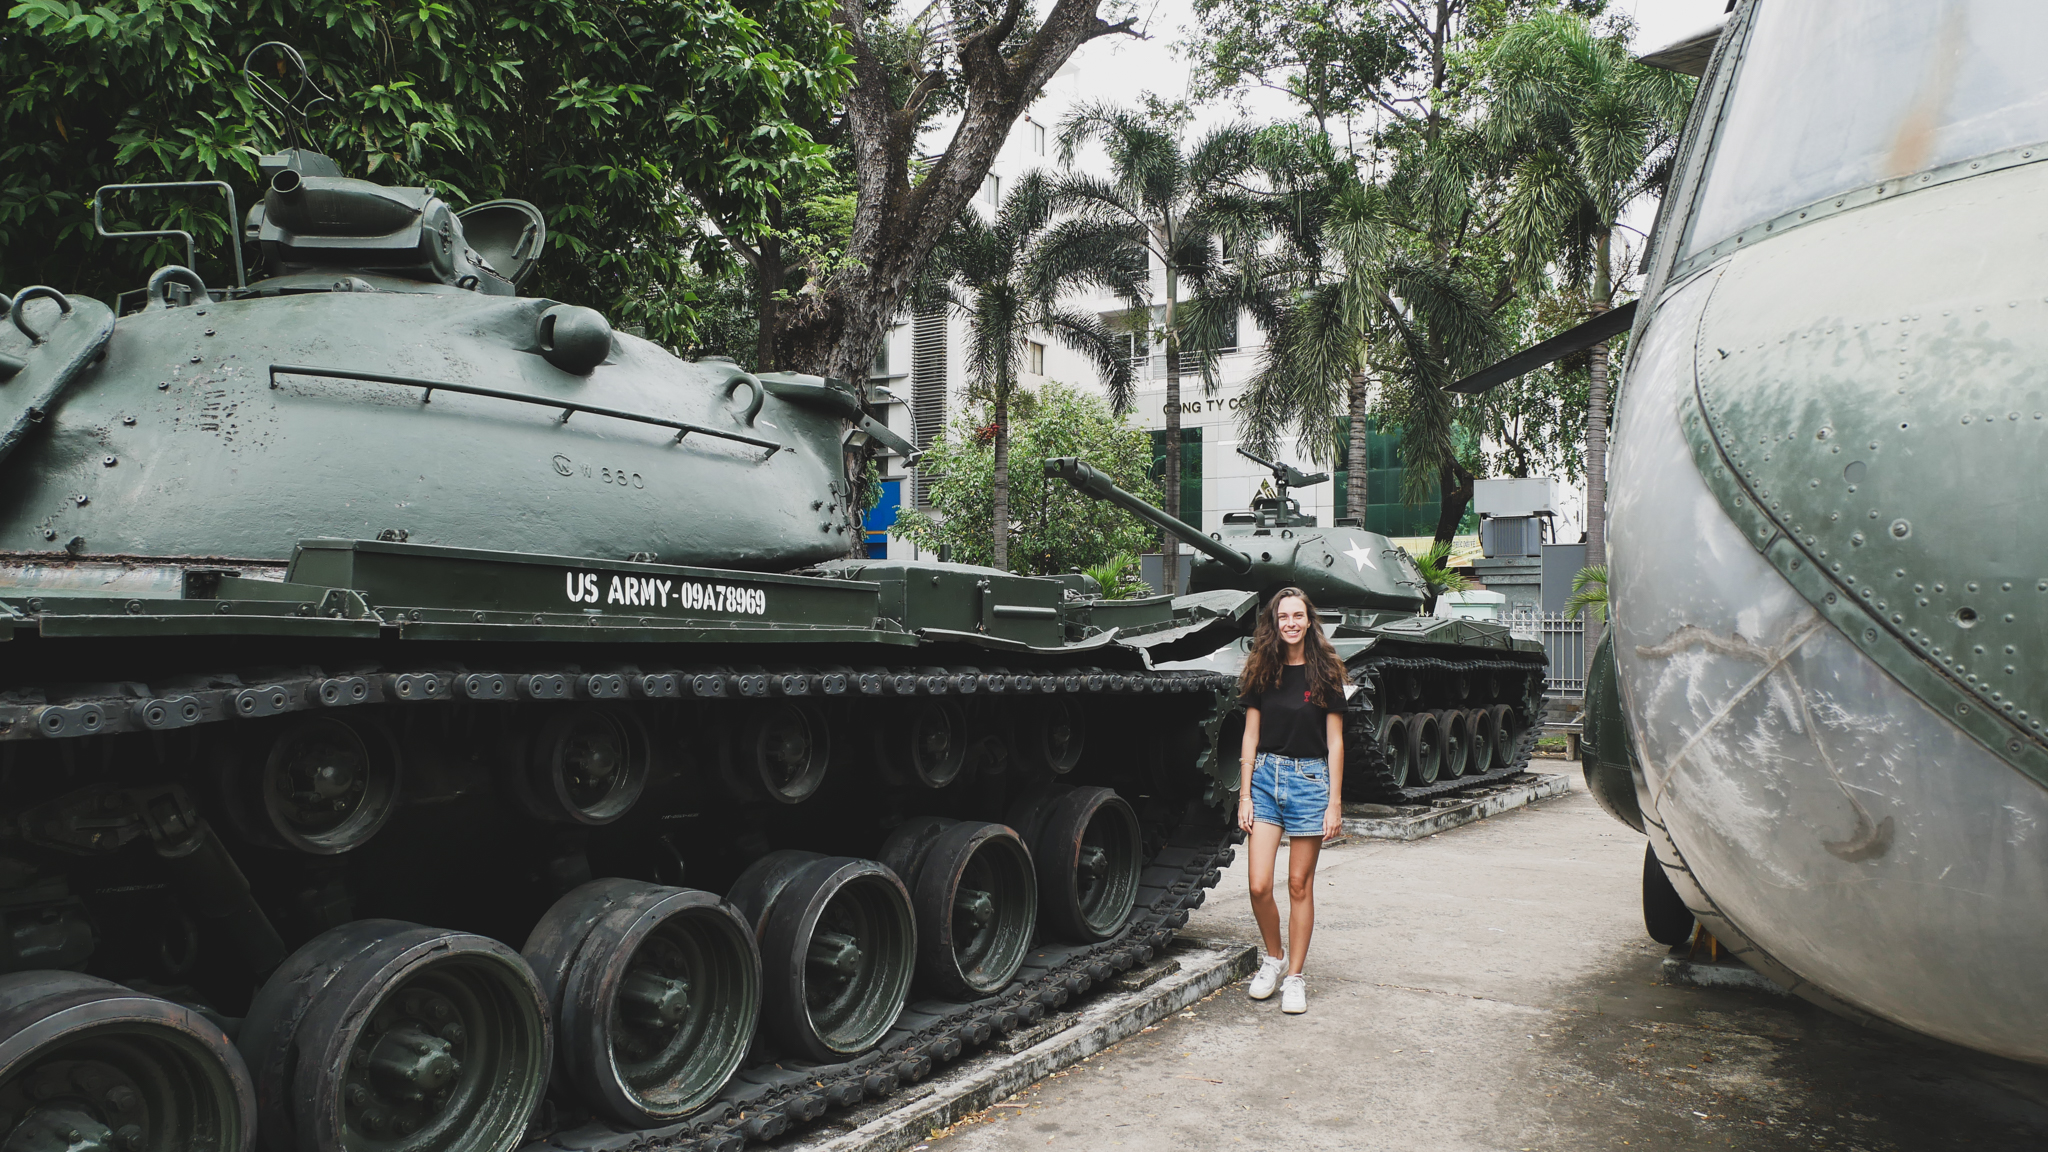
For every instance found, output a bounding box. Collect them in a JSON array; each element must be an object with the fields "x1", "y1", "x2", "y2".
[
  {"x1": 1046, "y1": 454, "x2": 1549, "y2": 804},
  {"x1": 0, "y1": 145, "x2": 1240, "y2": 1152},
  {"x1": 1461, "y1": 0, "x2": 2048, "y2": 1067}
]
